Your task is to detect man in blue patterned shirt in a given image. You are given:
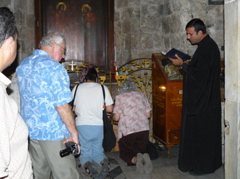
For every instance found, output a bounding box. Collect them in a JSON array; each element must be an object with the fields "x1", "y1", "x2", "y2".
[{"x1": 16, "y1": 32, "x2": 80, "y2": 179}]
